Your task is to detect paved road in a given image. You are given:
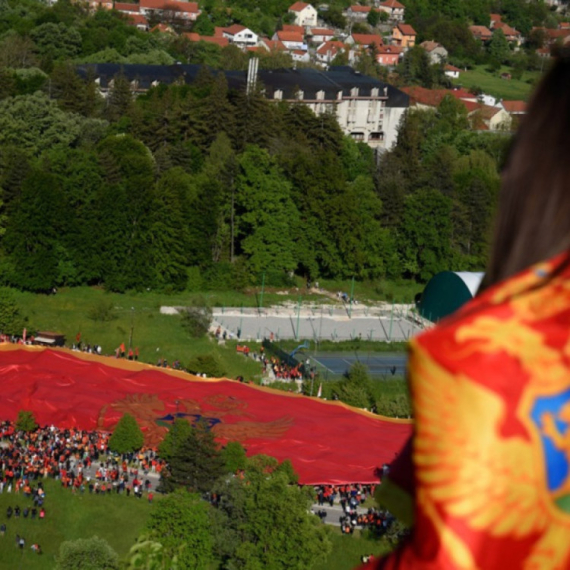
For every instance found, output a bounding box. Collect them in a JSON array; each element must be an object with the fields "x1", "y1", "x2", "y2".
[{"x1": 70, "y1": 458, "x2": 372, "y2": 527}]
